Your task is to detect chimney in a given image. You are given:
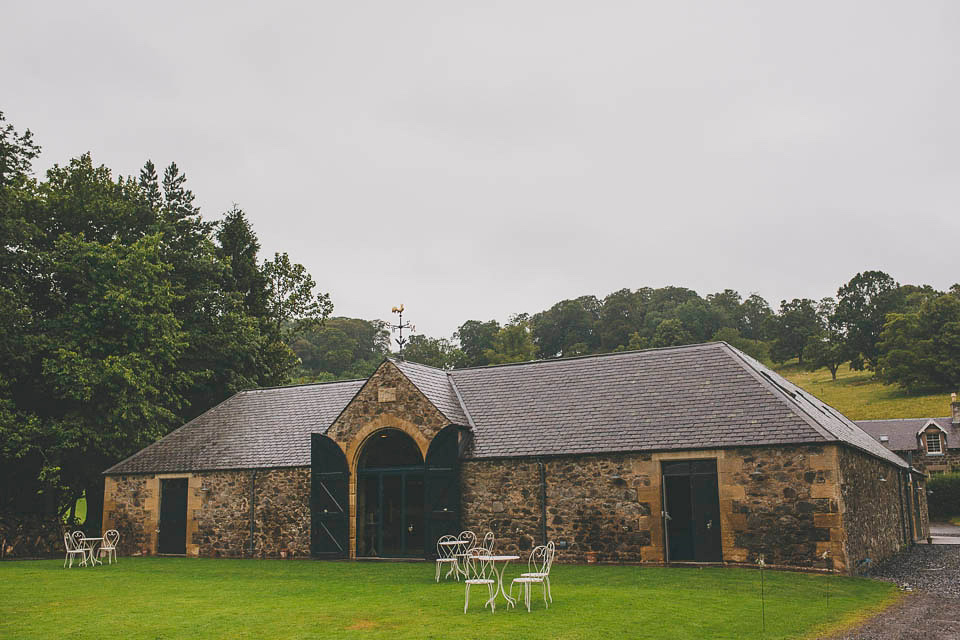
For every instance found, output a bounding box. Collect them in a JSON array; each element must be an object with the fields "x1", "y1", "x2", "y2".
[{"x1": 952, "y1": 392, "x2": 960, "y2": 426}]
